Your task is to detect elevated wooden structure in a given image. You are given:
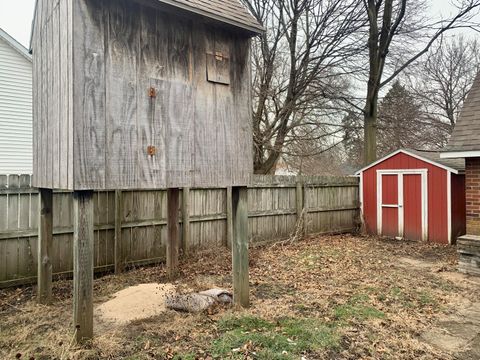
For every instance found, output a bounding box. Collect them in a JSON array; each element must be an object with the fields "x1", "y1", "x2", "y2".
[{"x1": 31, "y1": 0, "x2": 262, "y2": 342}]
